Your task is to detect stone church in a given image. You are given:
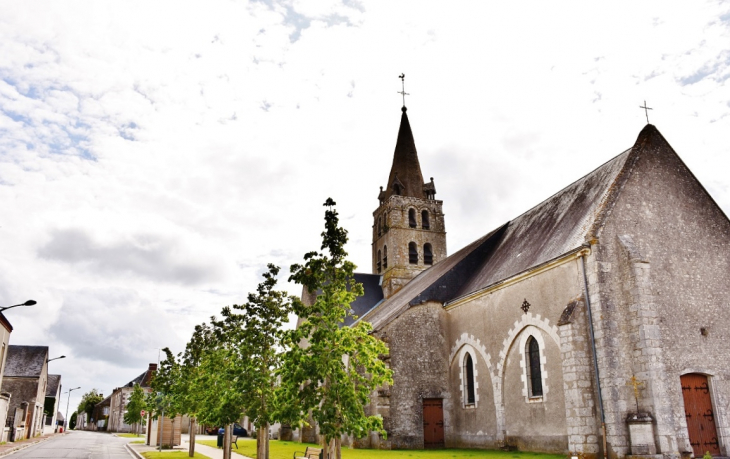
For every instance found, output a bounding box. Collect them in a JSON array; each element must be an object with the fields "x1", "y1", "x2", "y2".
[{"x1": 298, "y1": 104, "x2": 730, "y2": 459}]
